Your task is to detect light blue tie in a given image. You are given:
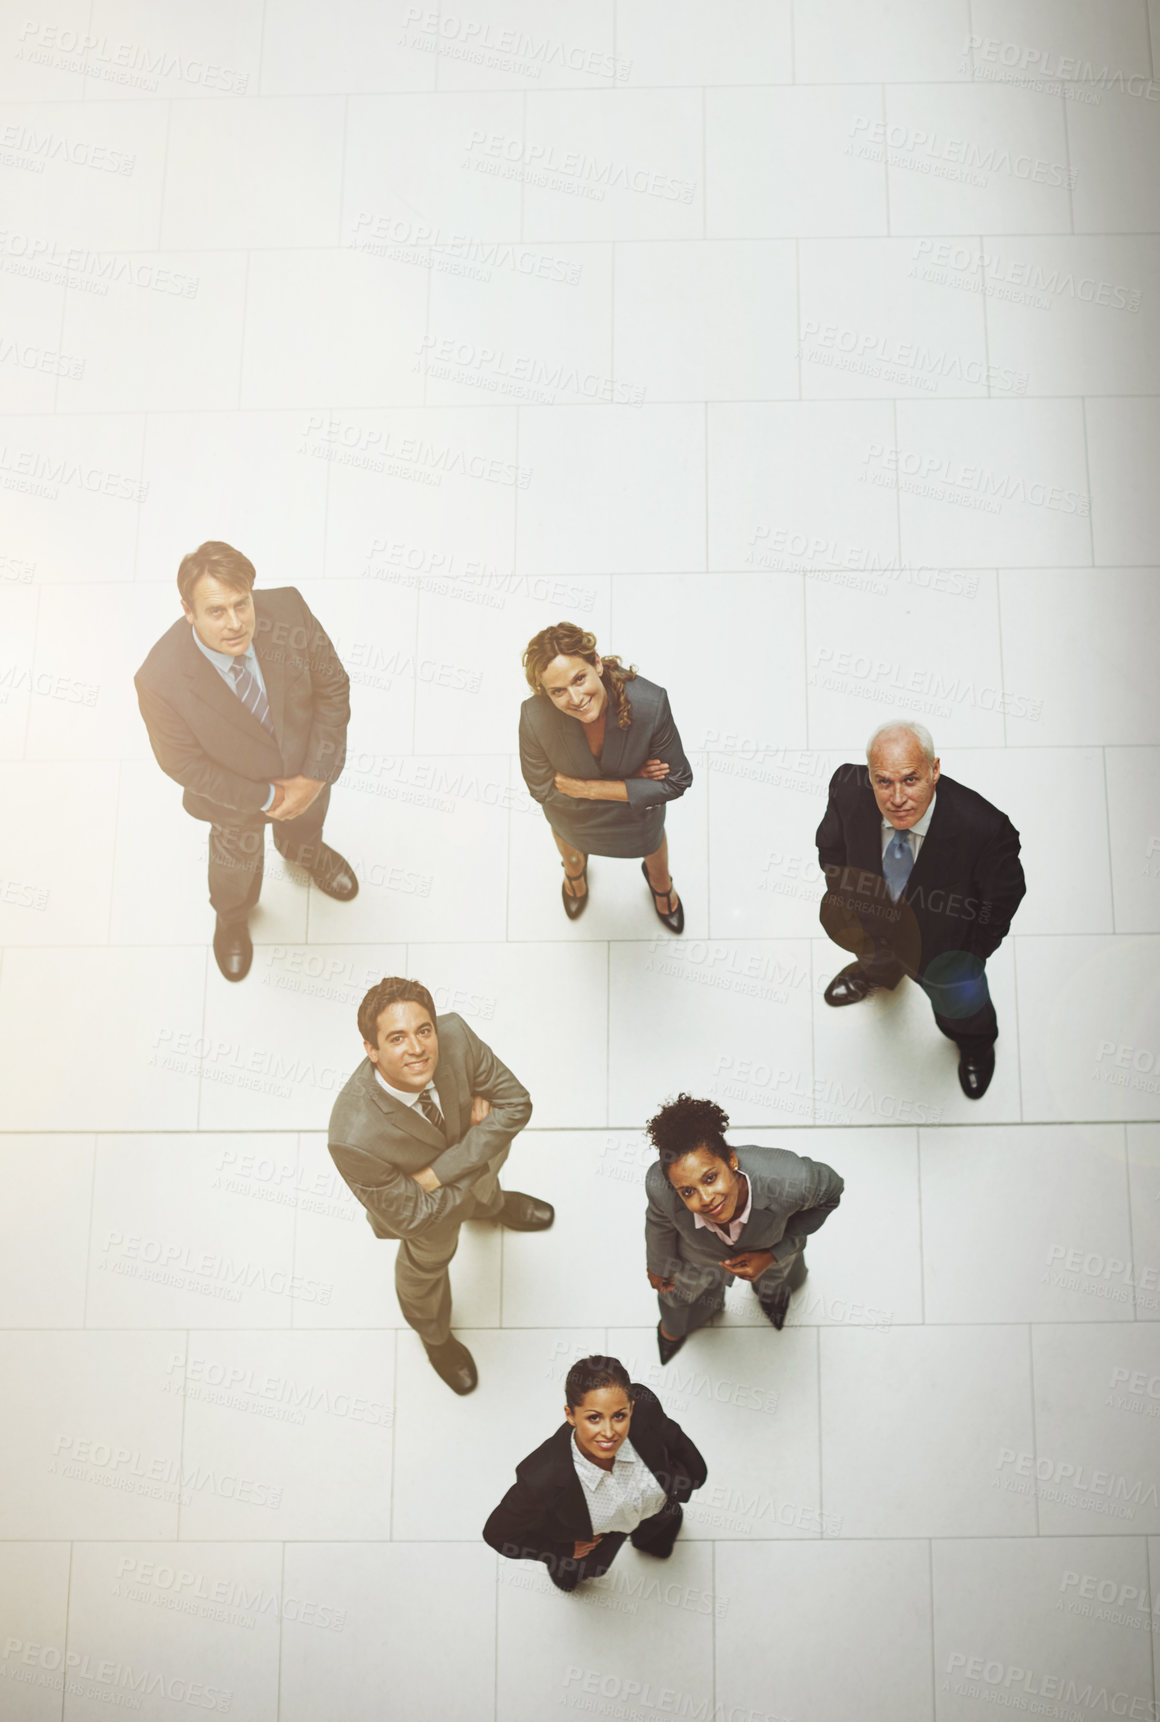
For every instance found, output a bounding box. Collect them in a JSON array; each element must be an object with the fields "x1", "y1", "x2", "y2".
[
  {"x1": 229, "y1": 657, "x2": 274, "y2": 734},
  {"x1": 883, "y1": 829, "x2": 914, "y2": 903}
]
